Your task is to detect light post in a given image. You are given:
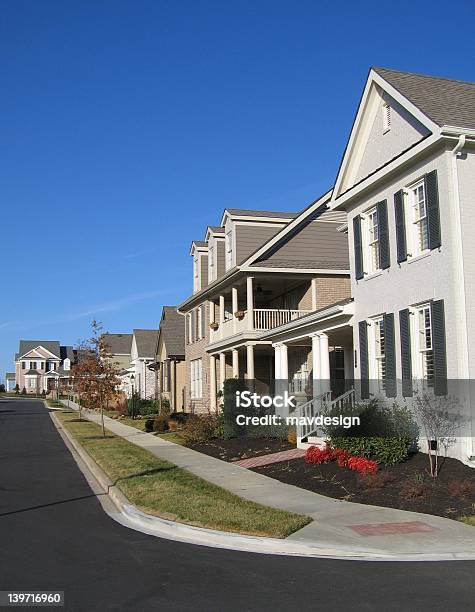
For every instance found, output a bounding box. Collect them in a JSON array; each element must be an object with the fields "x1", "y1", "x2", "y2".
[{"x1": 130, "y1": 374, "x2": 135, "y2": 420}]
